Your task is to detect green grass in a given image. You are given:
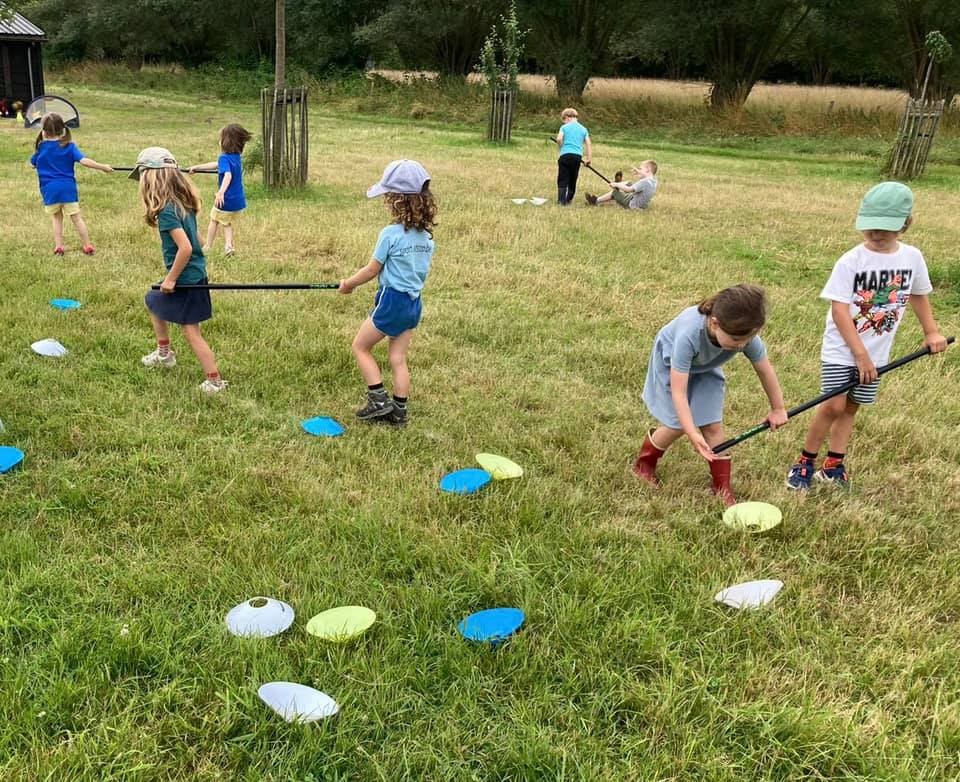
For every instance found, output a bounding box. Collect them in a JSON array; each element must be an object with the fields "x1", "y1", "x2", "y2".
[{"x1": 1, "y1": 77, "x2": 959, "y2": 781}]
